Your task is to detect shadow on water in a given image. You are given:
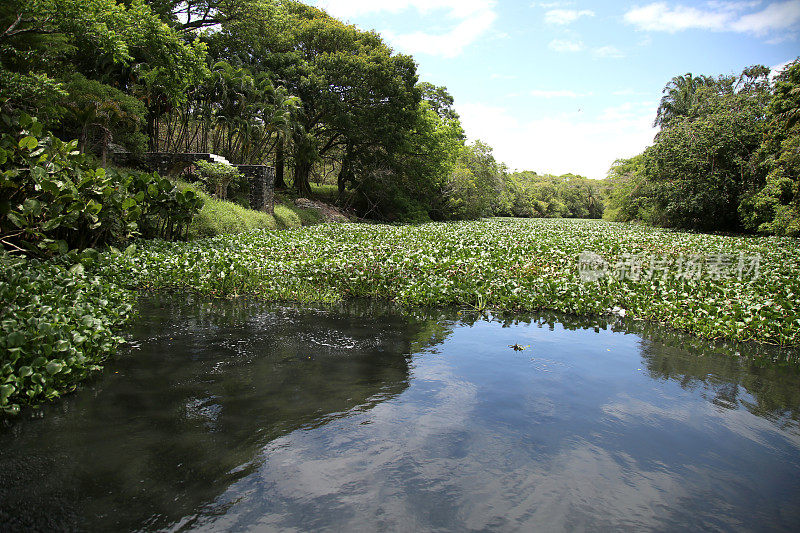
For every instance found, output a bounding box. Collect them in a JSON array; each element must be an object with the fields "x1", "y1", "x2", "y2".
[
  {"x1": 0, "y1": 296, "x2": 449, "y2": 531},
  {"x1": 0, "y1": 296, "x2": 798, "y2": 531}
]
